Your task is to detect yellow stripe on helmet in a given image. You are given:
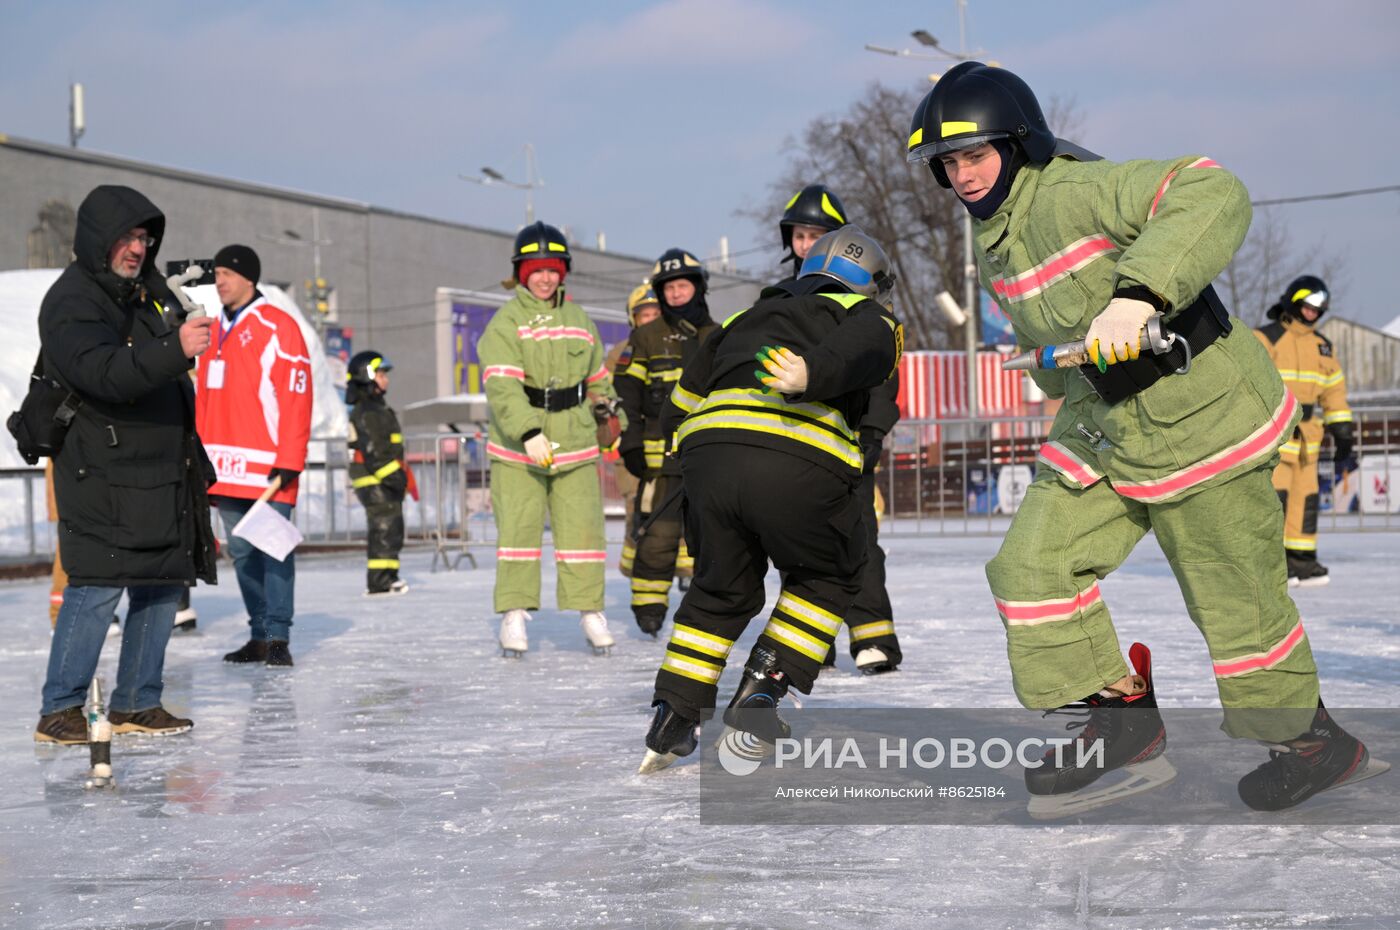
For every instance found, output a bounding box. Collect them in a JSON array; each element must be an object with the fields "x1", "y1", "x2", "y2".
[
  {"x1": 908, "y1": 127, "x2": 923, "y2": 149},
  {"x1": 820, "y1": 193, "x2": 845, "y2": 223}
]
